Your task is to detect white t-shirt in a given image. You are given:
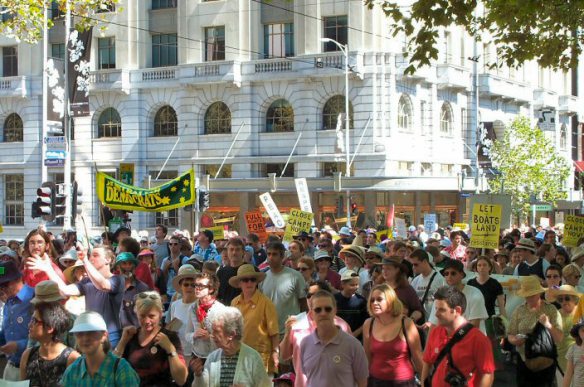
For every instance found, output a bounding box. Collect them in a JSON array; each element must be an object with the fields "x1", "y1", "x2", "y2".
[
  {"x1": 410, "y1": 270, "x2": 446, "y2": 318},
  {"x1": 429, "y1": 284, "x2": 489, "y2": 334},
  {"x1": 168, "y1": 298, "x2": 196, "y2": 356},
  {"x1": 260, "y1": 266, "x2": 306, "y2": 335}
]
